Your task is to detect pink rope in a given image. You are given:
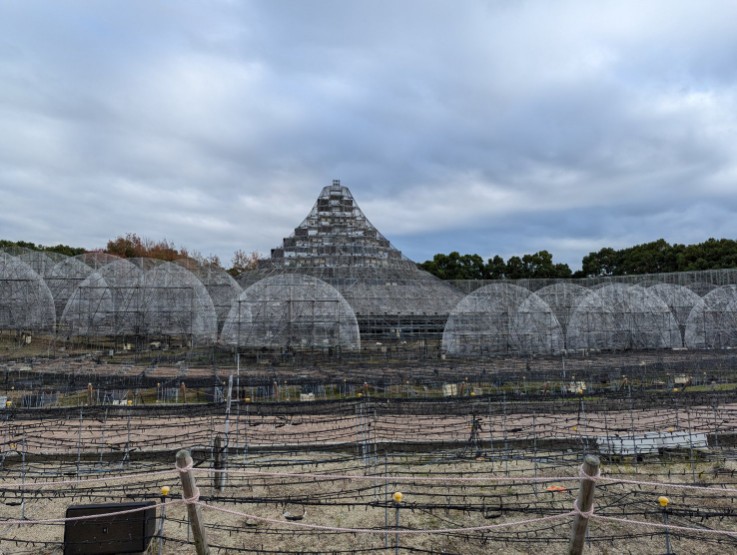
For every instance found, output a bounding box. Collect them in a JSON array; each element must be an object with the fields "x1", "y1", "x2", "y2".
[
  {"x1": 0, "y1": 469, "x2": 176, "y2": 490},
  {"x1": 592, "y1": 514, "x2": 737, "y2": 538},
  {"x1": 0, "y1": 499, "x2": 178, "y2": 526},
  {"x1": 579, "y1": 464, "x2": 600, "y2": 482},
  {"x1": 197, "y1": 501, "x2": 576, "y2": 534},
  {"x1": 183, "y1": 485, "x2": 200, "y2": 504},
  {"x1": 573, "y1": 498, "x2": 594, "y2": 519},
  {"x1": 188, "y1": 467, "x2": 578, "y2": 484},
  {"x1": 176, "y1": 459, "x2": 194, "y2": 474},
  {"x1": 597, "y1": 476, "x2": 737, "y2": 494}
]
